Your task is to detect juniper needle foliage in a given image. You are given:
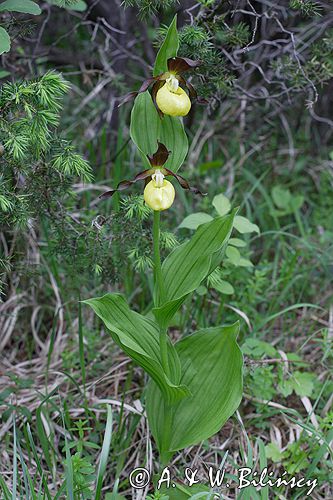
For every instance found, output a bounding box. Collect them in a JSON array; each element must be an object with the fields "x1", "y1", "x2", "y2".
[{"x1": 0, "y1": 71, "x2": 92, "y2": 227}]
